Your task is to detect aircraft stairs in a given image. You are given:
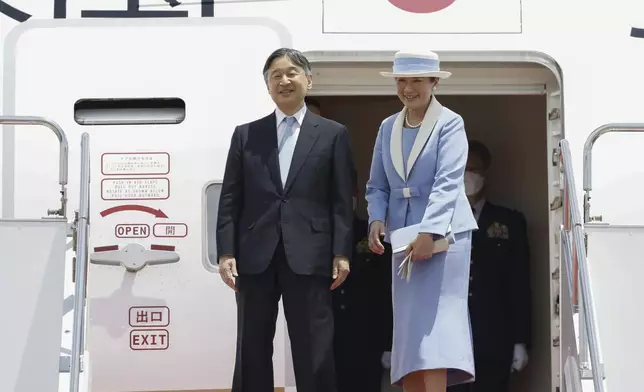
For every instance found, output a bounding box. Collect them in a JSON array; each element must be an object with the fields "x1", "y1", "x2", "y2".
[
  {"x1": 558, "y1": 124, "x2": 644, "y2": 392},
  {"x1": 0, "y1": 117, "x2": 642, "y2": 392}
]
